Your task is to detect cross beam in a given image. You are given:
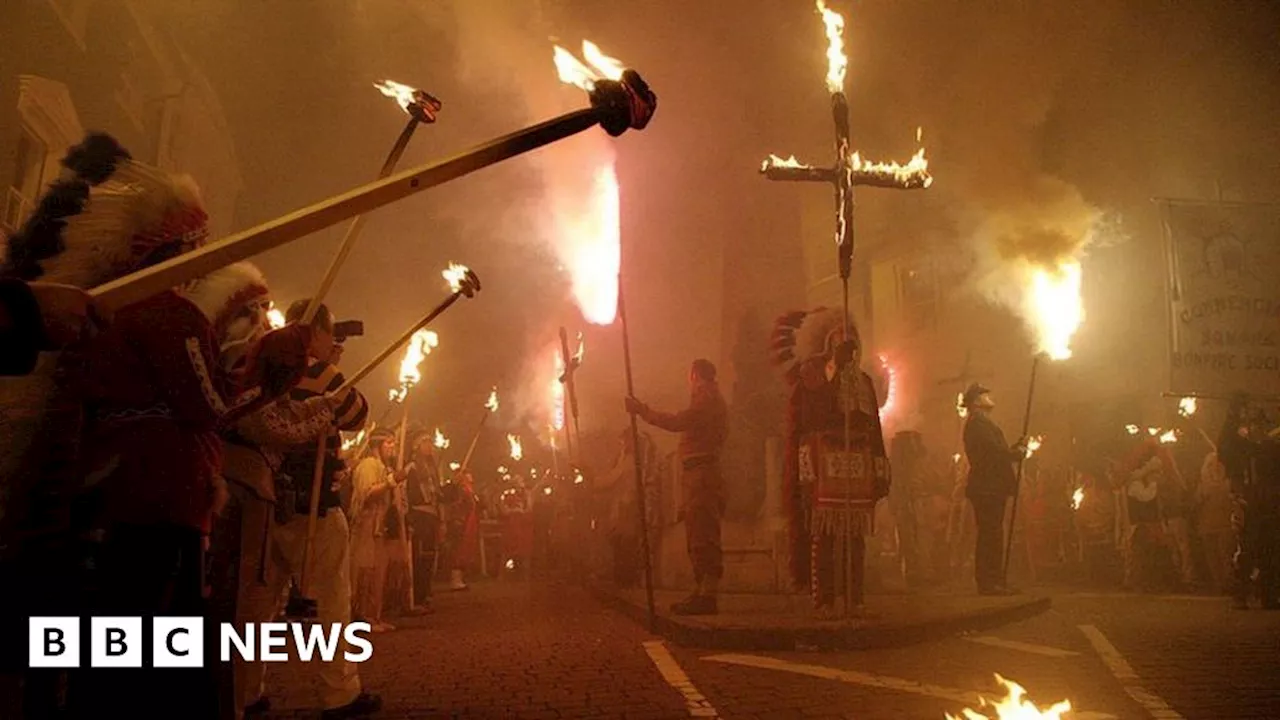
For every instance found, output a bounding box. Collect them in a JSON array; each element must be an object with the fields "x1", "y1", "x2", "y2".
[{"x1": 558, "y1": 326, "x2": 584, "y2": 461}]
